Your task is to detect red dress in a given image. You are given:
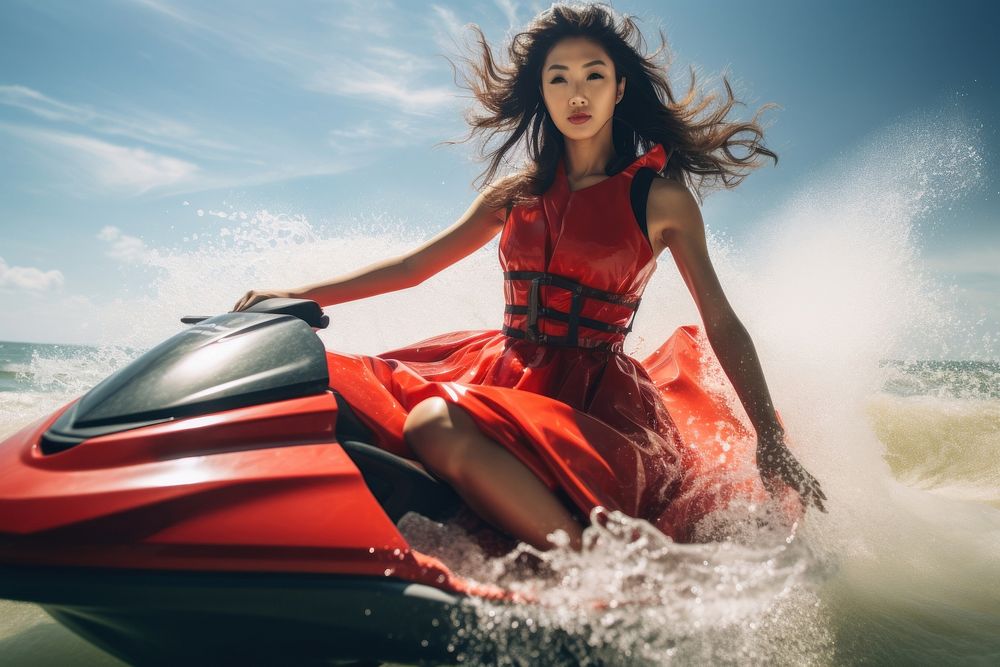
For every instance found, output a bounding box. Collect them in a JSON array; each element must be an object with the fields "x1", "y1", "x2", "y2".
[{"x1": 326, "y1": 143, "x2": 793, "y2": 542}]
